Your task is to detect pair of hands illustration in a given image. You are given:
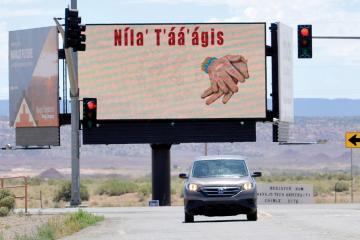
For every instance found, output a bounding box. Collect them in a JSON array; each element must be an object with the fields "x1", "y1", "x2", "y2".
[{"x1": 201, "y1": 55, "x2": 249, "y2": 105}]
